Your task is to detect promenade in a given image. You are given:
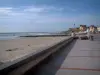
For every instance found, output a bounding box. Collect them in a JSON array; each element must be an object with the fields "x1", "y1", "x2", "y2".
[
  {"x1": 56, "y1": 34, "x2": 100, "y2": 75},
  {"x1": 32, "y1": 34, "x2": 100, "y2": 75},
  {"x1": 1, "y1": 35, "x2": 100, "y2": 75}
]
